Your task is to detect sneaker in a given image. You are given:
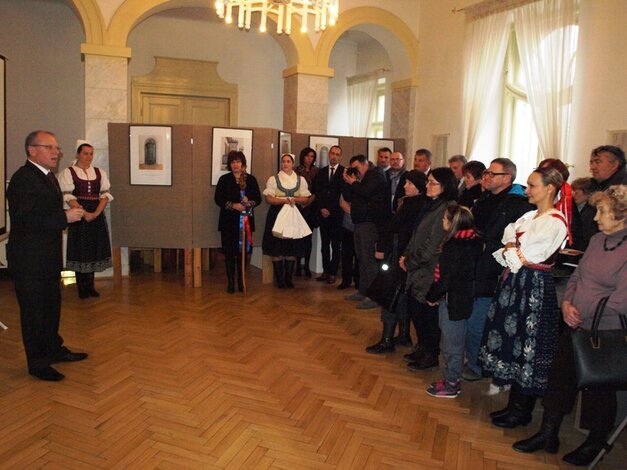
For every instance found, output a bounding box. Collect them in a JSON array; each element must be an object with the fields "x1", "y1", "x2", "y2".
[
  {"x1": 426, "y1": 379, "x2": 461, "y2": 398},
  {"x1": 461, "y1": 365, "x2": 482, "y2": 382},
  {"x1": 345, "y1": 292, "x2": 366, "y2": 301}
]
